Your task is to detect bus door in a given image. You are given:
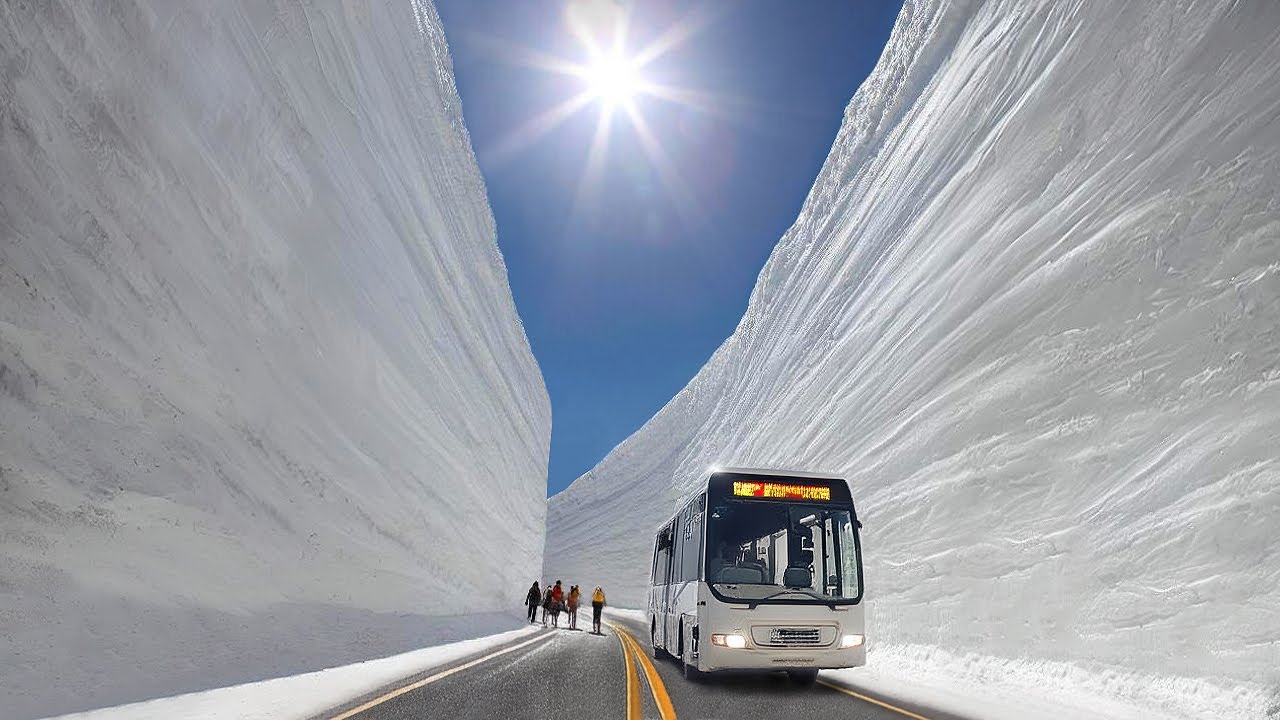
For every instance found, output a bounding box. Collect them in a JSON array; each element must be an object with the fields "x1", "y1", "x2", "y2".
[
  {"x1": 663, "y1": 509, "x2": 684, "y2": 650},
  {"x1": 654, "y1": 523, "x2": 673, "y2": 648}
]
